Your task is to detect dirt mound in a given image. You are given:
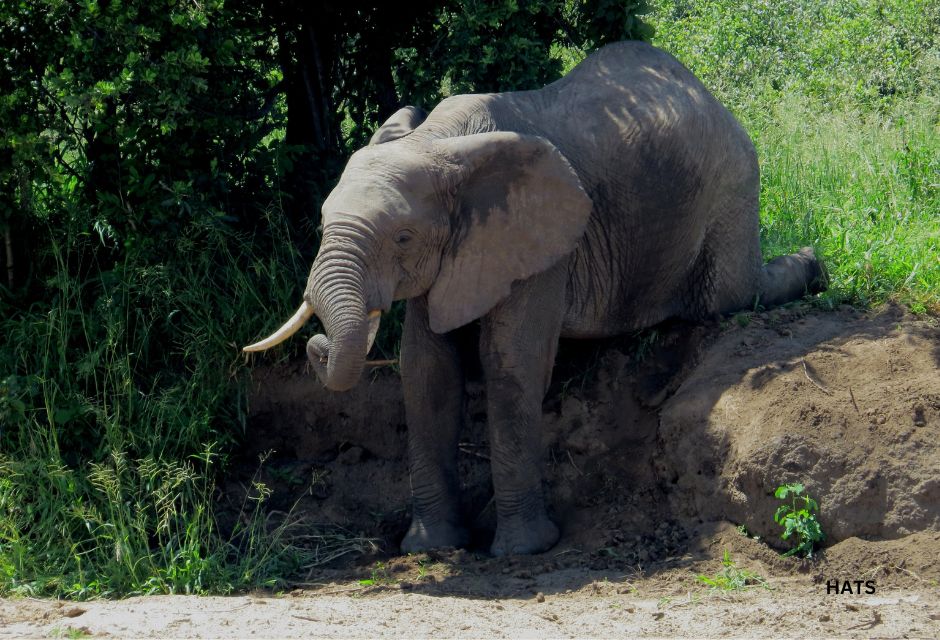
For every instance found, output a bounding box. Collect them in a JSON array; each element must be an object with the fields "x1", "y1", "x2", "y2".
[
  {"x1": 657, "y1": 303, "x2": 940, "y2": 545},
  {"x1": 240, "y1": 303, "x2": 939, "y2": 576}
]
